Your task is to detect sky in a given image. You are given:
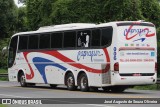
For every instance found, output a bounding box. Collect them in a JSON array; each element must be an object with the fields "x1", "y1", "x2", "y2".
[{"x1": 14, "y1": 0, "x2": 23, "y2": 7}]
